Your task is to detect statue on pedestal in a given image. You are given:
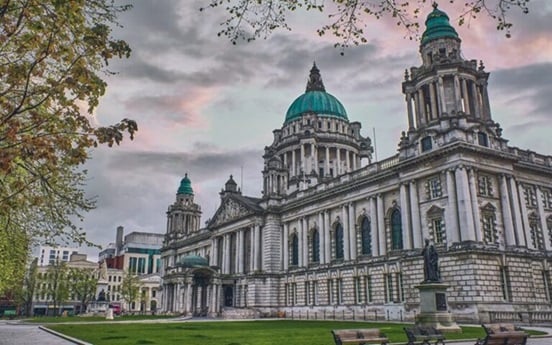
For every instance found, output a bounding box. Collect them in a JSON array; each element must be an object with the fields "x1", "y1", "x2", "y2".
[{"x1": 422, "y1": 238, "x2": 440, "y2": 282}]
